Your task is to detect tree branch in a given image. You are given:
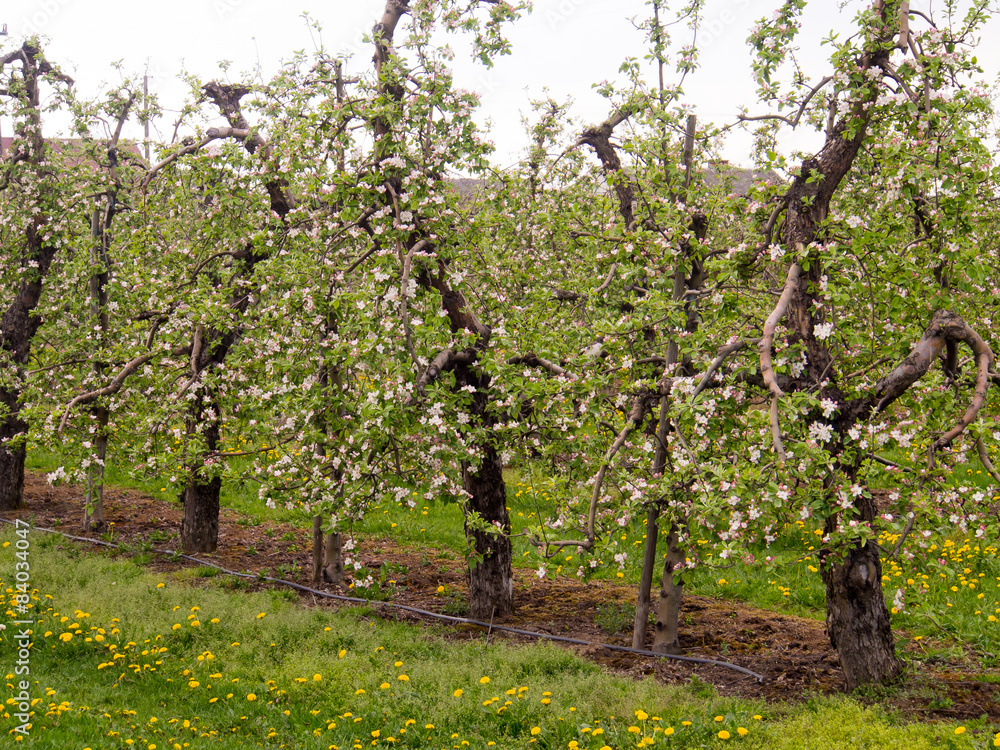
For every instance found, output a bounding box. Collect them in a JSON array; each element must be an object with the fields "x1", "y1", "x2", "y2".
[
  {"x1": 58, "y1": 346, "x2": 190, "y2": 433},
  {"x1": 141, "y1": 126, "x2": 251, "y2": 189},
  {"x1": 691, "y1": 339, "x2": 748, "y2": 400},
  {"x1": 399, "y1": 238, "x2": 430, "y2": 372},
  {"x1": 507, "y1": 353, "x2": 578, "y2": 381},
  {"x1": 759, "y1": 261, "x2": 802, "y2": 398},
  {"x1": 738, "y1": 76, "x2": 834, "y2": 129}
]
